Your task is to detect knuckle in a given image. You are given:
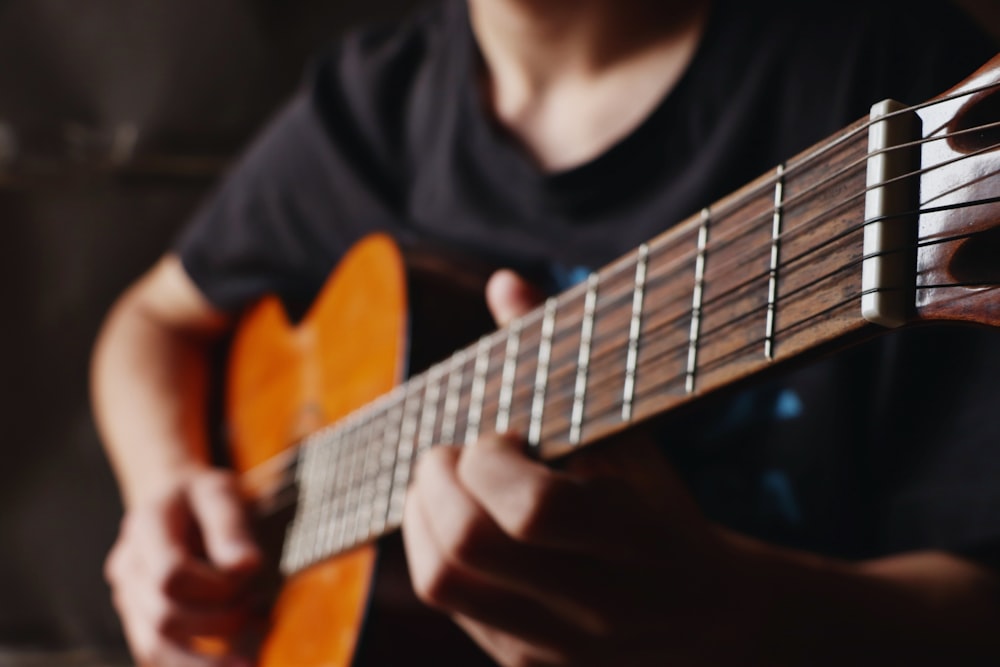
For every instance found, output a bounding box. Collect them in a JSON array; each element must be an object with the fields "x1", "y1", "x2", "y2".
[
  {"x1": 412, "y1": 558, "x2": 462, "y2": 609},
  {"x1": 149, "y1": 601, "x2": 177, "y2": 638},
  {"x1": 416, "y1": 447, "x2": 457, "y2": 481},
  {"x1": 439, "y1": 514, "x2": 489, "y2": 566},
  {"x1": 192, "y1": 468, "x2": 237, "y2": 496},
  {"x1": 507, "y1": 481, "x2": 567, "y2": 542},
  {"x1": 151, "y1": 557, "x2": 188, "y2": 598}
]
